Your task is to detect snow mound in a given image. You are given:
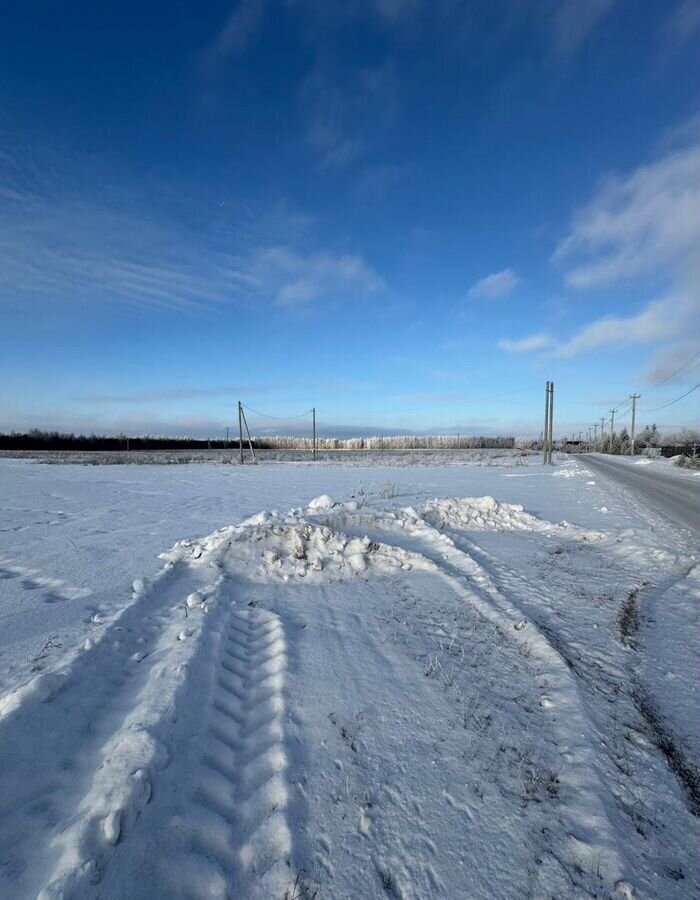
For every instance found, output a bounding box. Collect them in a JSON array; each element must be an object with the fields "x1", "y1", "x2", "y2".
[
  {"x1": 307, "y1": 494, "x2": 336, "y2": 510},
  {"x1": 422, "y1": 496, "x2": 604, "y2": 539},
  {"x1": 552, "y1": 466, "x2": 593, "y2": 478},
  {"x1": 162, "y1": 510, "x2": 428, "y2": 583},
  {"x1": 0, "y1": 671, "x2": 67, "y2": 718},
  {"x1": 423, "y1": 496, "x2": 545, "y2": 532}
]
